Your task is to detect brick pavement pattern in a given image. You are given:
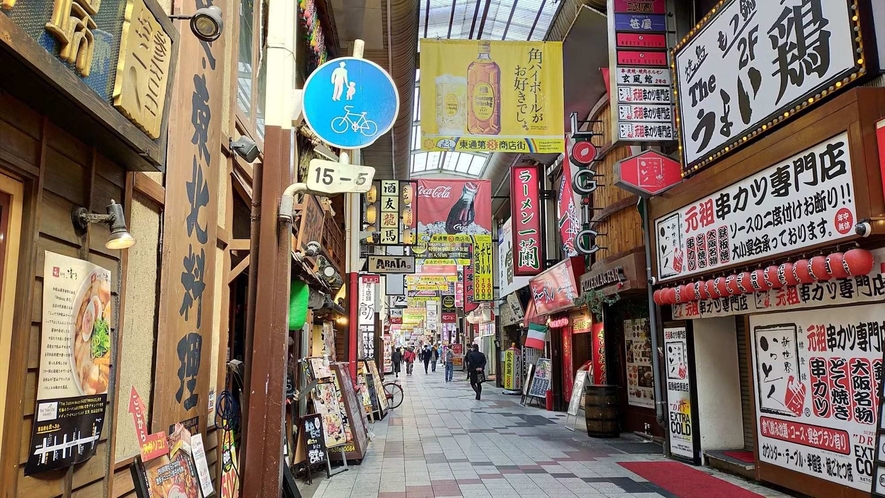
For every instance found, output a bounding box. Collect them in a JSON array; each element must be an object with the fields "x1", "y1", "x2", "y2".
[{"x1": 301, "y1": 366, "x2": 794, "y2": 498}]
